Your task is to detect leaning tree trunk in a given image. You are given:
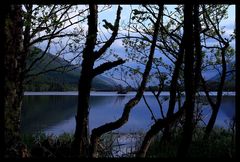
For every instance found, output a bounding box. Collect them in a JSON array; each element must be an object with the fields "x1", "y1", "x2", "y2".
[
  {"x1": 199, "y1": 7, "x2": 229, "y2": 138},
  {"x1": 203, "y1": 45, "x2": 228, "y2": 140},
  {"x1": 161, "y1": 34, "x2": 185, "y2": 143},
  {"x1": 199, "y1": 5, "x2": 229, "y2": 141},
  {"x1": 90, "y1": 5, "x2": 163, "y2": 158},
  {"x1": 3, "y1": 5, "x2": 25, "y2": 157},
  {"x1": 137, "y1": 104, "x2": 185, "y2": 157}
]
